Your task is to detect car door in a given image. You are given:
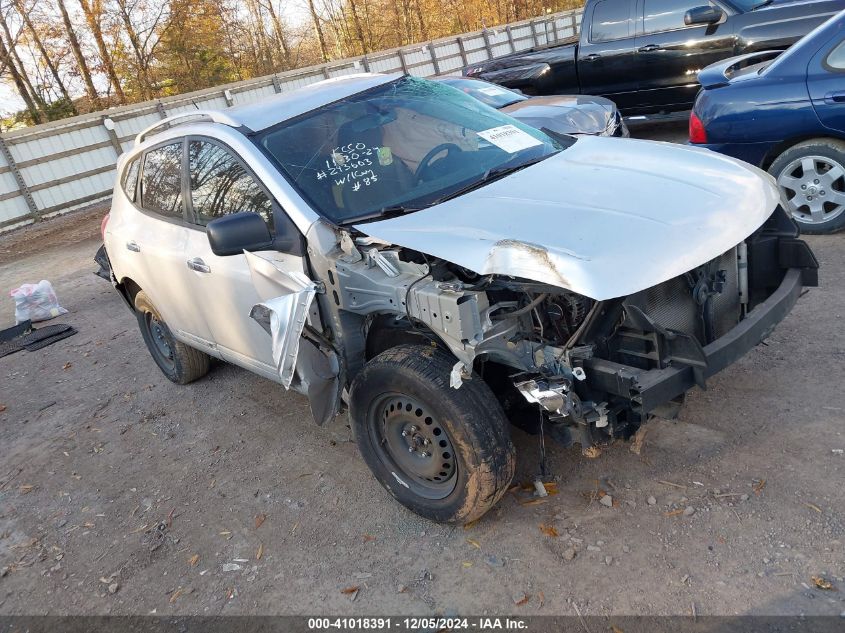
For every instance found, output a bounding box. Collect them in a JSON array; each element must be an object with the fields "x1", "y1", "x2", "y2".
[
  {"x1": 808, "y1": 34, "x2": 845, "y2": 135},
  {"x1": 129, "y1": 139, "x2": 216, "y2": 351},
  {"x1": 577, "y1": 0, "x2": 641, "y2": 110},
  {"x1": 632, "y1": 0, "x2": 736, "y2": 110},
  {"x1": 181, "y1": 137, "x2": 307, "y2": 380}
]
